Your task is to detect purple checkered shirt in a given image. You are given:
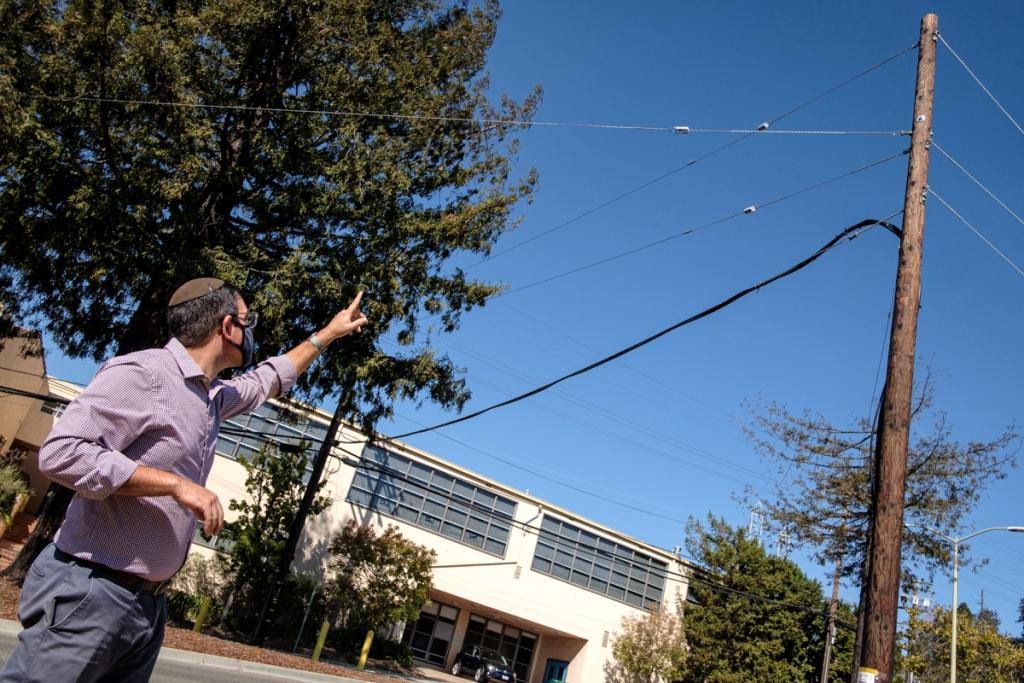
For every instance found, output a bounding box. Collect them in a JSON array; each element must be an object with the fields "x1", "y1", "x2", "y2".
[{"x1": 39, "y1": 338, "x2": 298, "y2": 581}]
